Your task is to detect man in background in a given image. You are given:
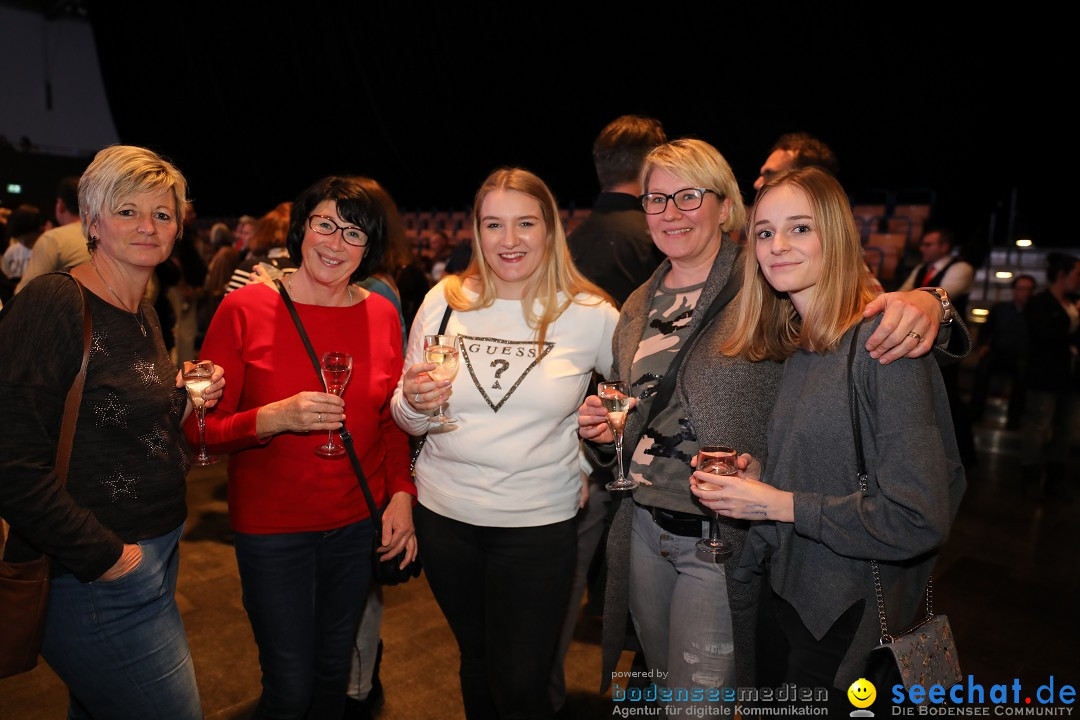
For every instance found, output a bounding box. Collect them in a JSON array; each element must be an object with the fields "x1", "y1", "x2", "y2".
[
  {"x1": 15, "y1": 177, "x2": 87, "y2": 293},
  {"x1": 754, "y1": 132, "x2": 839, "y2": 190},
  {"x1": 567, "y1": 114, "x2": 666, "y2": 305},
  {"x1": 898, "y1": 229, "x2": 975, "y2": 303},
  {"x1": 970, "y1": 274, "x2": 1036, "y2": 429}
]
